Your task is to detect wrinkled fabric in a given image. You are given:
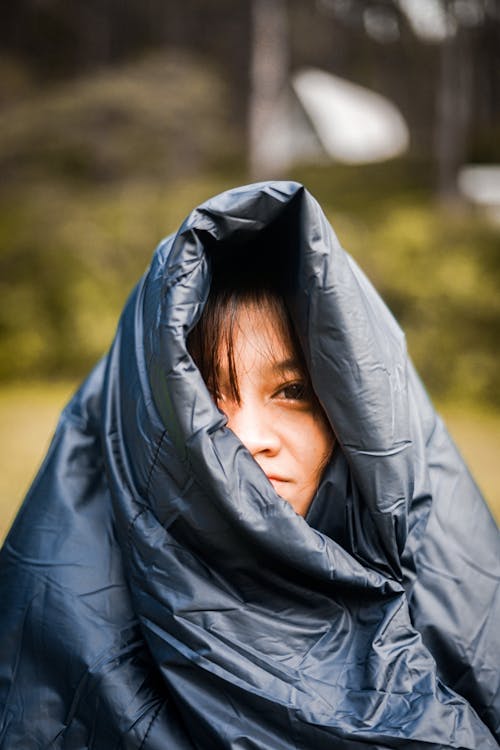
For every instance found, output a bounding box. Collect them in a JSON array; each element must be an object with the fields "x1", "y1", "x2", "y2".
[{"x1": 1, "y1": 181, "x2": 499, "y2": 749}]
